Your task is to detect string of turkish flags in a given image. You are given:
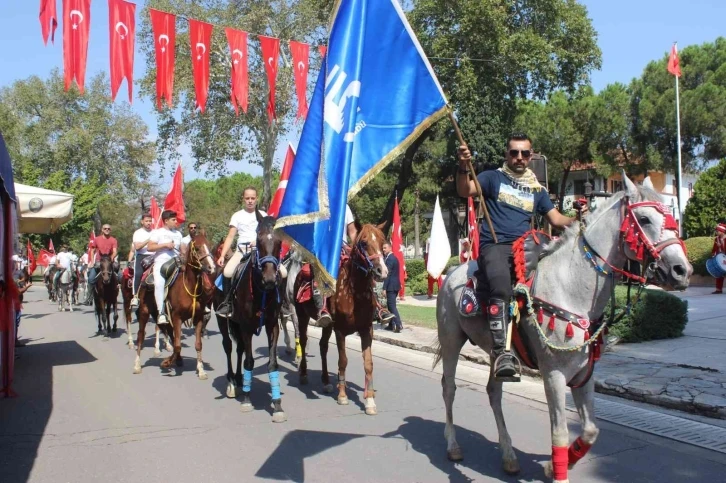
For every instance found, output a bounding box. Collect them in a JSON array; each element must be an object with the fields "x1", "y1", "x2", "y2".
[{"x1": 39, "y1": 1, "x2": 321, "y2": 121}]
